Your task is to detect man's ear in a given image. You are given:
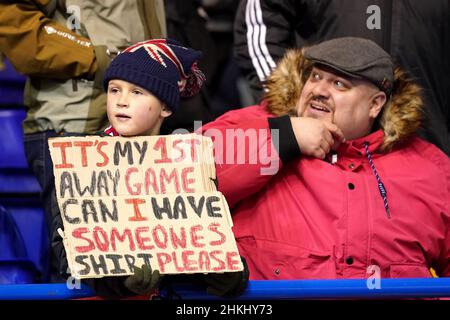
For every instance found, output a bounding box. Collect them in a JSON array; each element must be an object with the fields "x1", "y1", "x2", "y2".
[
  {"x1": 369, "y1": 91, "x2": 387, "y2": 119},
  {"x1": 161, "y1": 104, "x2": 172, "y2": 118}
]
